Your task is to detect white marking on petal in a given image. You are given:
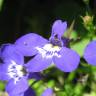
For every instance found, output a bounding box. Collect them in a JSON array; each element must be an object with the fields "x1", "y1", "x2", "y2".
[
  {"x1": 36, "y1": 44, "x2": 61, "y2": 59},
  {"x1": 7, "y1": 60, "x2": 24, "y2": 84}
]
